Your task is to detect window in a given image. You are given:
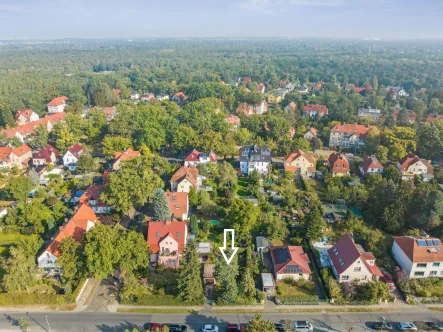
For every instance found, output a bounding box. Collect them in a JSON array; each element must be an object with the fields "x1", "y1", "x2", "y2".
[
  {"x1": 430, "y1": 271, "x2": 438, "y2": 276},
  {"x1": 156, "y1": 232, "x2": 160, "y2": 238},
  {"x1": 417, "y1": 263, "x2": 427, "y2": 268},
  {"x1": 414, "y1": 272, "x2": 425, "y2": 276},
  {"x1": 333, "y1": 248, "x2": 339, "y2": 255},
  {"x1": 177, "y1": 232, "x2": 180, "y2": 238},
  {"x1": 354, "y1": 267, "x2": 361, "y2": 272},
  {"x1": 433, "y1": 262, "x2": 440, "y2": 267},
  {"x1": 341, "y1": 275, "x2": 349, "y2": 280}
]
